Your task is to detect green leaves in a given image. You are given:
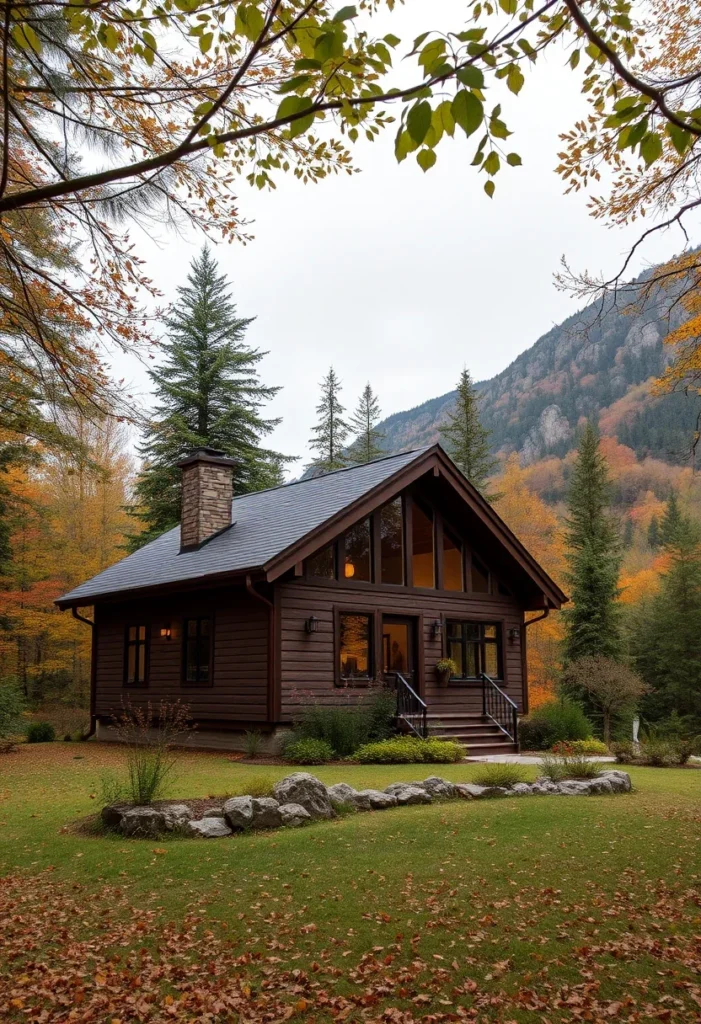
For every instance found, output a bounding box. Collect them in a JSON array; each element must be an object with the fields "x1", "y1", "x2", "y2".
[
  {"x1": 456, "y1": 65, "x2": 484, "y2": 89},
  {"x1": 666, "y1": 122, "x2": 693, "y2": 156},
  {"x1": 276, "y1": 95, "x2": 315, "y2": 137},
  {"x1": 332, "y1": 5, "x2": 357, "y2": 22},
  {"x1": 506, "y1": 152, "x2": 522, "y2": 166},
  {"x1": 406, "y1": 101, "x2": 432, "y2": 145},
  {"x1": 416, "y1": 149, "x2": 437, "y2": 172},
  {"x1": 451, "y1": 90, "x2": 483, "y2": 137},
  {"x1": 640, "y1": 132, "x2": 662, "y2": 167},
  {"x1": 507, "y1": 65, "x2": 524, "y2": 95},
  {"x1": 235, "y1": 3, "x2": 265, "y2": 42},
  {"x1": 12, "y1": 21, "x2": 42, "y2": 54}
]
